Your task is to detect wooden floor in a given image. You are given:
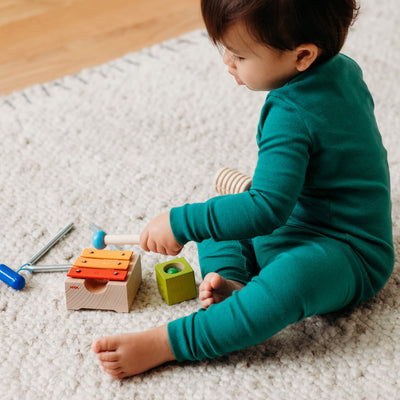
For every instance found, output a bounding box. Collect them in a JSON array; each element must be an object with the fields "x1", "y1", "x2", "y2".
[{"x1": 0, "y1": 0, "x2": 203, "y2": 95}]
